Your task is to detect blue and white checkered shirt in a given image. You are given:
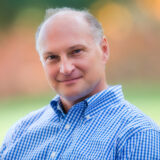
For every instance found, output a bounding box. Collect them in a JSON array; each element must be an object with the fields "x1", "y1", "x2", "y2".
[{"x1": 0, "y1": 85, "x2": 160, "y2": 159}]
